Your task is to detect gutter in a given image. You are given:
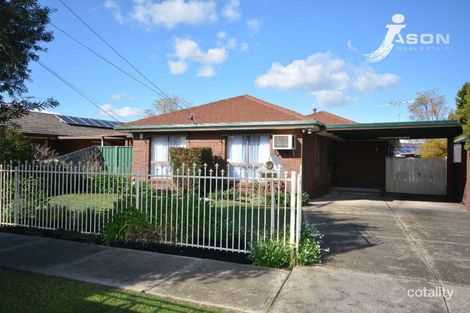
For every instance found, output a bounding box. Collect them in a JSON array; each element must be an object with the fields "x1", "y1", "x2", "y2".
[
  {"x1": 115, "y1": 120, "x2": 325, "y2": 133},
  {"x1": 325, "y1": 120, "x2": 461, "y2": 131}
]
